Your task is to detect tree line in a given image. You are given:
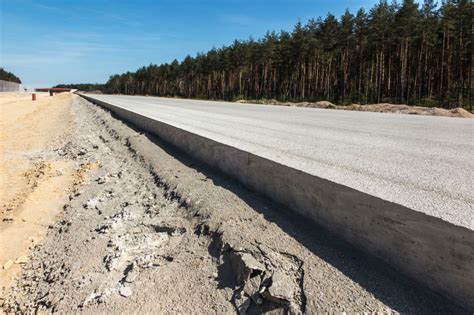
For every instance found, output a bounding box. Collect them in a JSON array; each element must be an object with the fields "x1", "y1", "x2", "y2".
[
  {"x1": 55, "y1": 83, "x2": 104, "y2": 91},
  {"x1": 0, "y1": 68, "x2": 21, "y2": 84},
  {"x1": 73, "y1": 0, "x2": 473, "y2": 109}
]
